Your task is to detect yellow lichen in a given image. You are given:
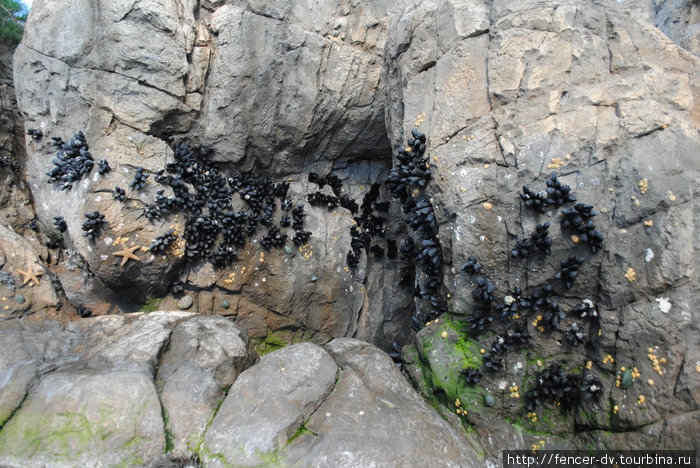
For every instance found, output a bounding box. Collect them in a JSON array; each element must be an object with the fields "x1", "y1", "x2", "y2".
[
  {"x1": 643, "y1": 219, "x2": 654, "y2": 227},
  {"x1": 624, "y1": 268, "x2": 637, "y2": 282},
  {"x1": 483, "y1": 202, "x2": 493, "y2": 210}
]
